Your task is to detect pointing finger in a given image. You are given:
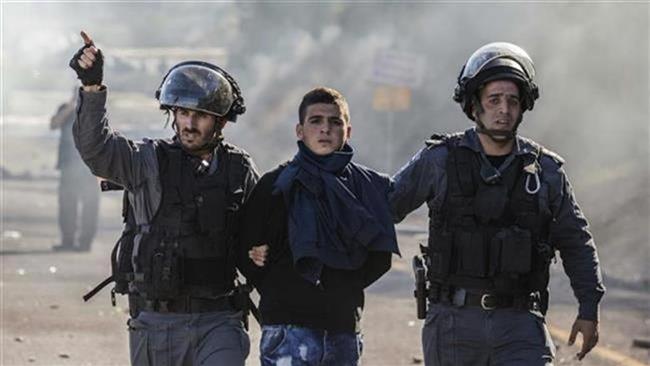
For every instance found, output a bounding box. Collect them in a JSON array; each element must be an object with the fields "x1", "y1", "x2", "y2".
[{"x1": 80, "y1": 30, "x2": 93, "y2": 46}]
